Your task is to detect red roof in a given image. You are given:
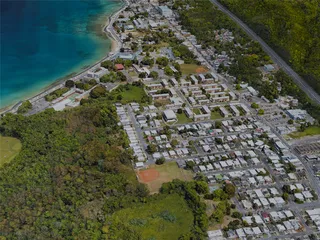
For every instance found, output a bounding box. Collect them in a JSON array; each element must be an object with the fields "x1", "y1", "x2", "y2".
[{"x1": 115, "y1": 64, "x2": 124, "y2": 70}]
